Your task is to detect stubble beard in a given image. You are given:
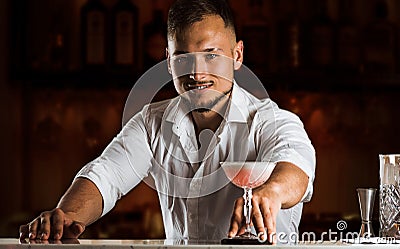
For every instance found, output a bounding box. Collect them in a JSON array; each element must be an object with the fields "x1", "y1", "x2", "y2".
[{"x1": 182, "y1": 84, "x2": 234, "y2": 114}]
